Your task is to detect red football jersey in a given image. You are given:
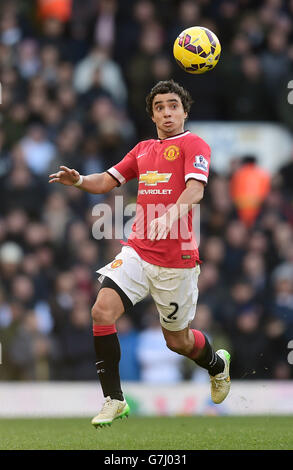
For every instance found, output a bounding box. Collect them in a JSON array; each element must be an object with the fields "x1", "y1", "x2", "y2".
[{"x1": 107, "y1": 130, "x2": 211, "y2": 268}]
